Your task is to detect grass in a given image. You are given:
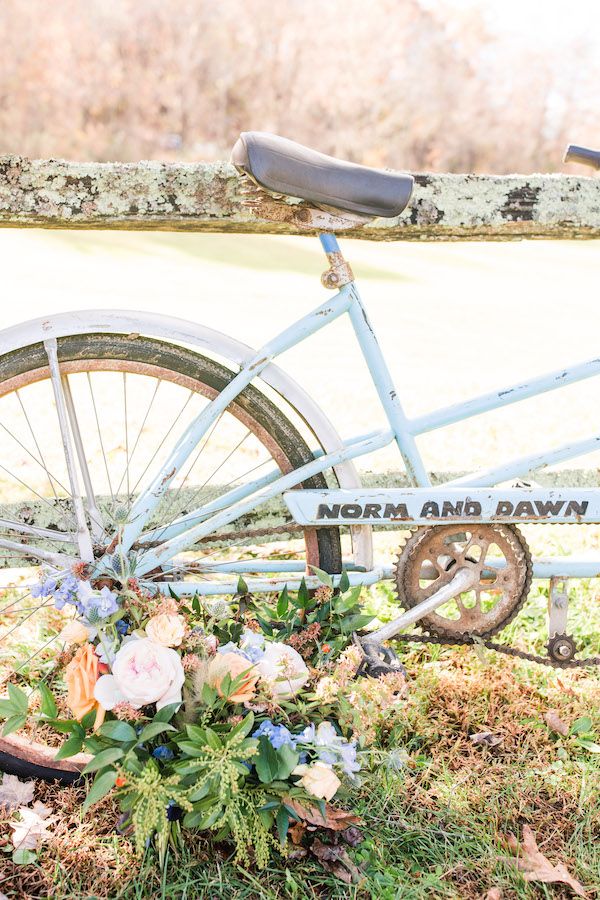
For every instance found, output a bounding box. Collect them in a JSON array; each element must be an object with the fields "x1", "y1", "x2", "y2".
[{"x1": 1, "y1": 529, "x2": 599, "y2": 899}]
